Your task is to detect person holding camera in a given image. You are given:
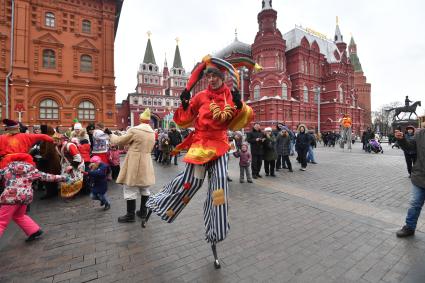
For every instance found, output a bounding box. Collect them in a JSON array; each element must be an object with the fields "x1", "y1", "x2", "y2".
[{"x1": 395, "y1": 125, "x2": 425, "y2": 237}]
